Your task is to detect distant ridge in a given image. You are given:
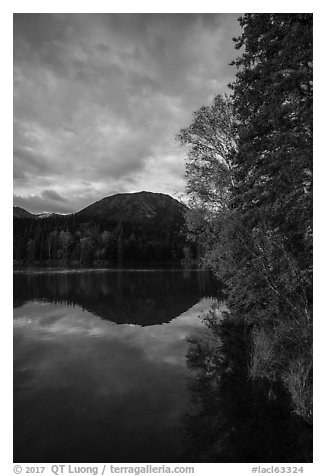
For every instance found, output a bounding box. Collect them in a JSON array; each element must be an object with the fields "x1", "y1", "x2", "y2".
[
  {"x1": 13, "y1": 206, "x2": 37, "y2": 219},
  {"x1": 75, "y1": 191, "x2": 186, "y2": 224},
  {"x1": 13, "y1": 191, "x2": 187, "y2": 225},
  {"x1": 13, "y1": 207, "x2": 64, "y2": 219}
]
